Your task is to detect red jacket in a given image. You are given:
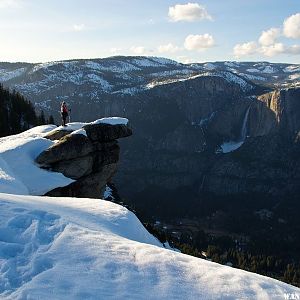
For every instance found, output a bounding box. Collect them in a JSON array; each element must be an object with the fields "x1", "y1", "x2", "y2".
[{"x1": 61, "y1": 103, "x2": 68, "y2": 113}]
